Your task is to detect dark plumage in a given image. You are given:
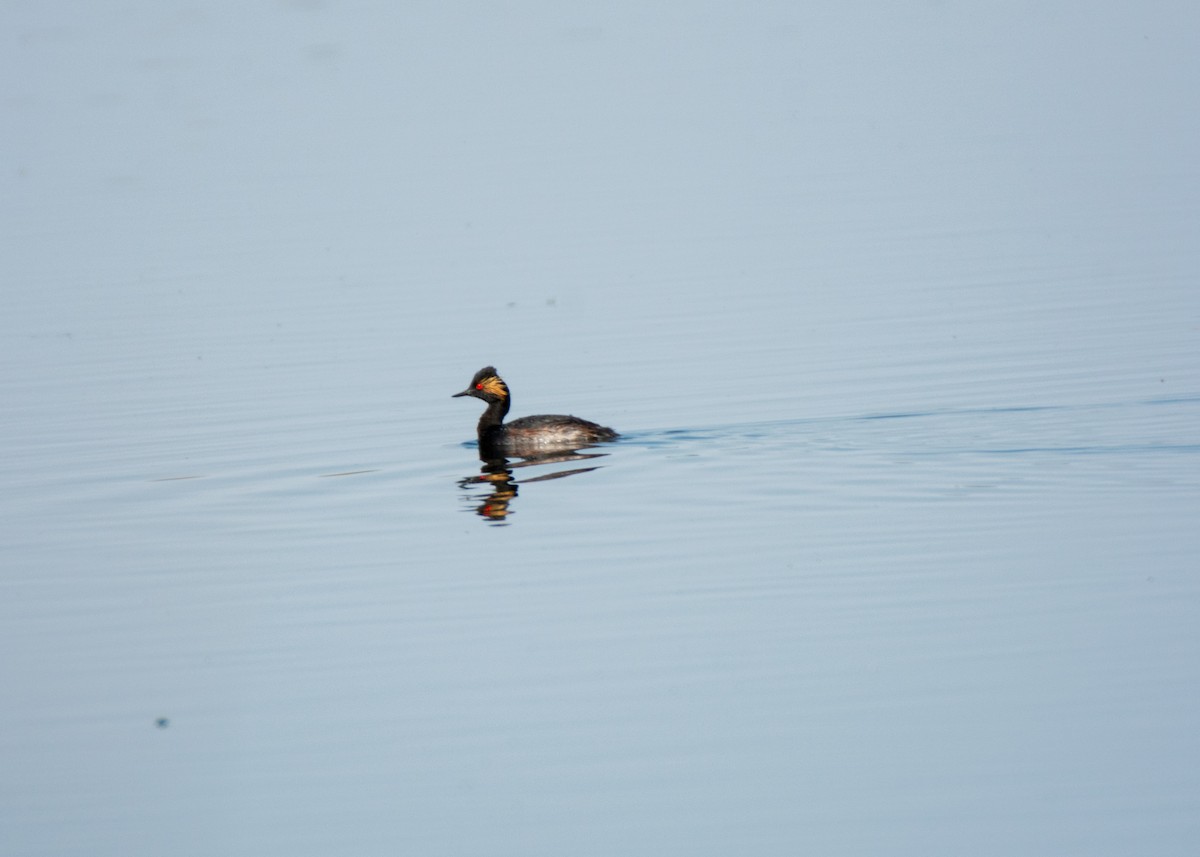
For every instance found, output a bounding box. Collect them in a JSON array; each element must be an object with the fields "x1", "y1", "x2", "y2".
[{"x1": 452, "y1": 366, "x2": 618, "y2": 453}]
